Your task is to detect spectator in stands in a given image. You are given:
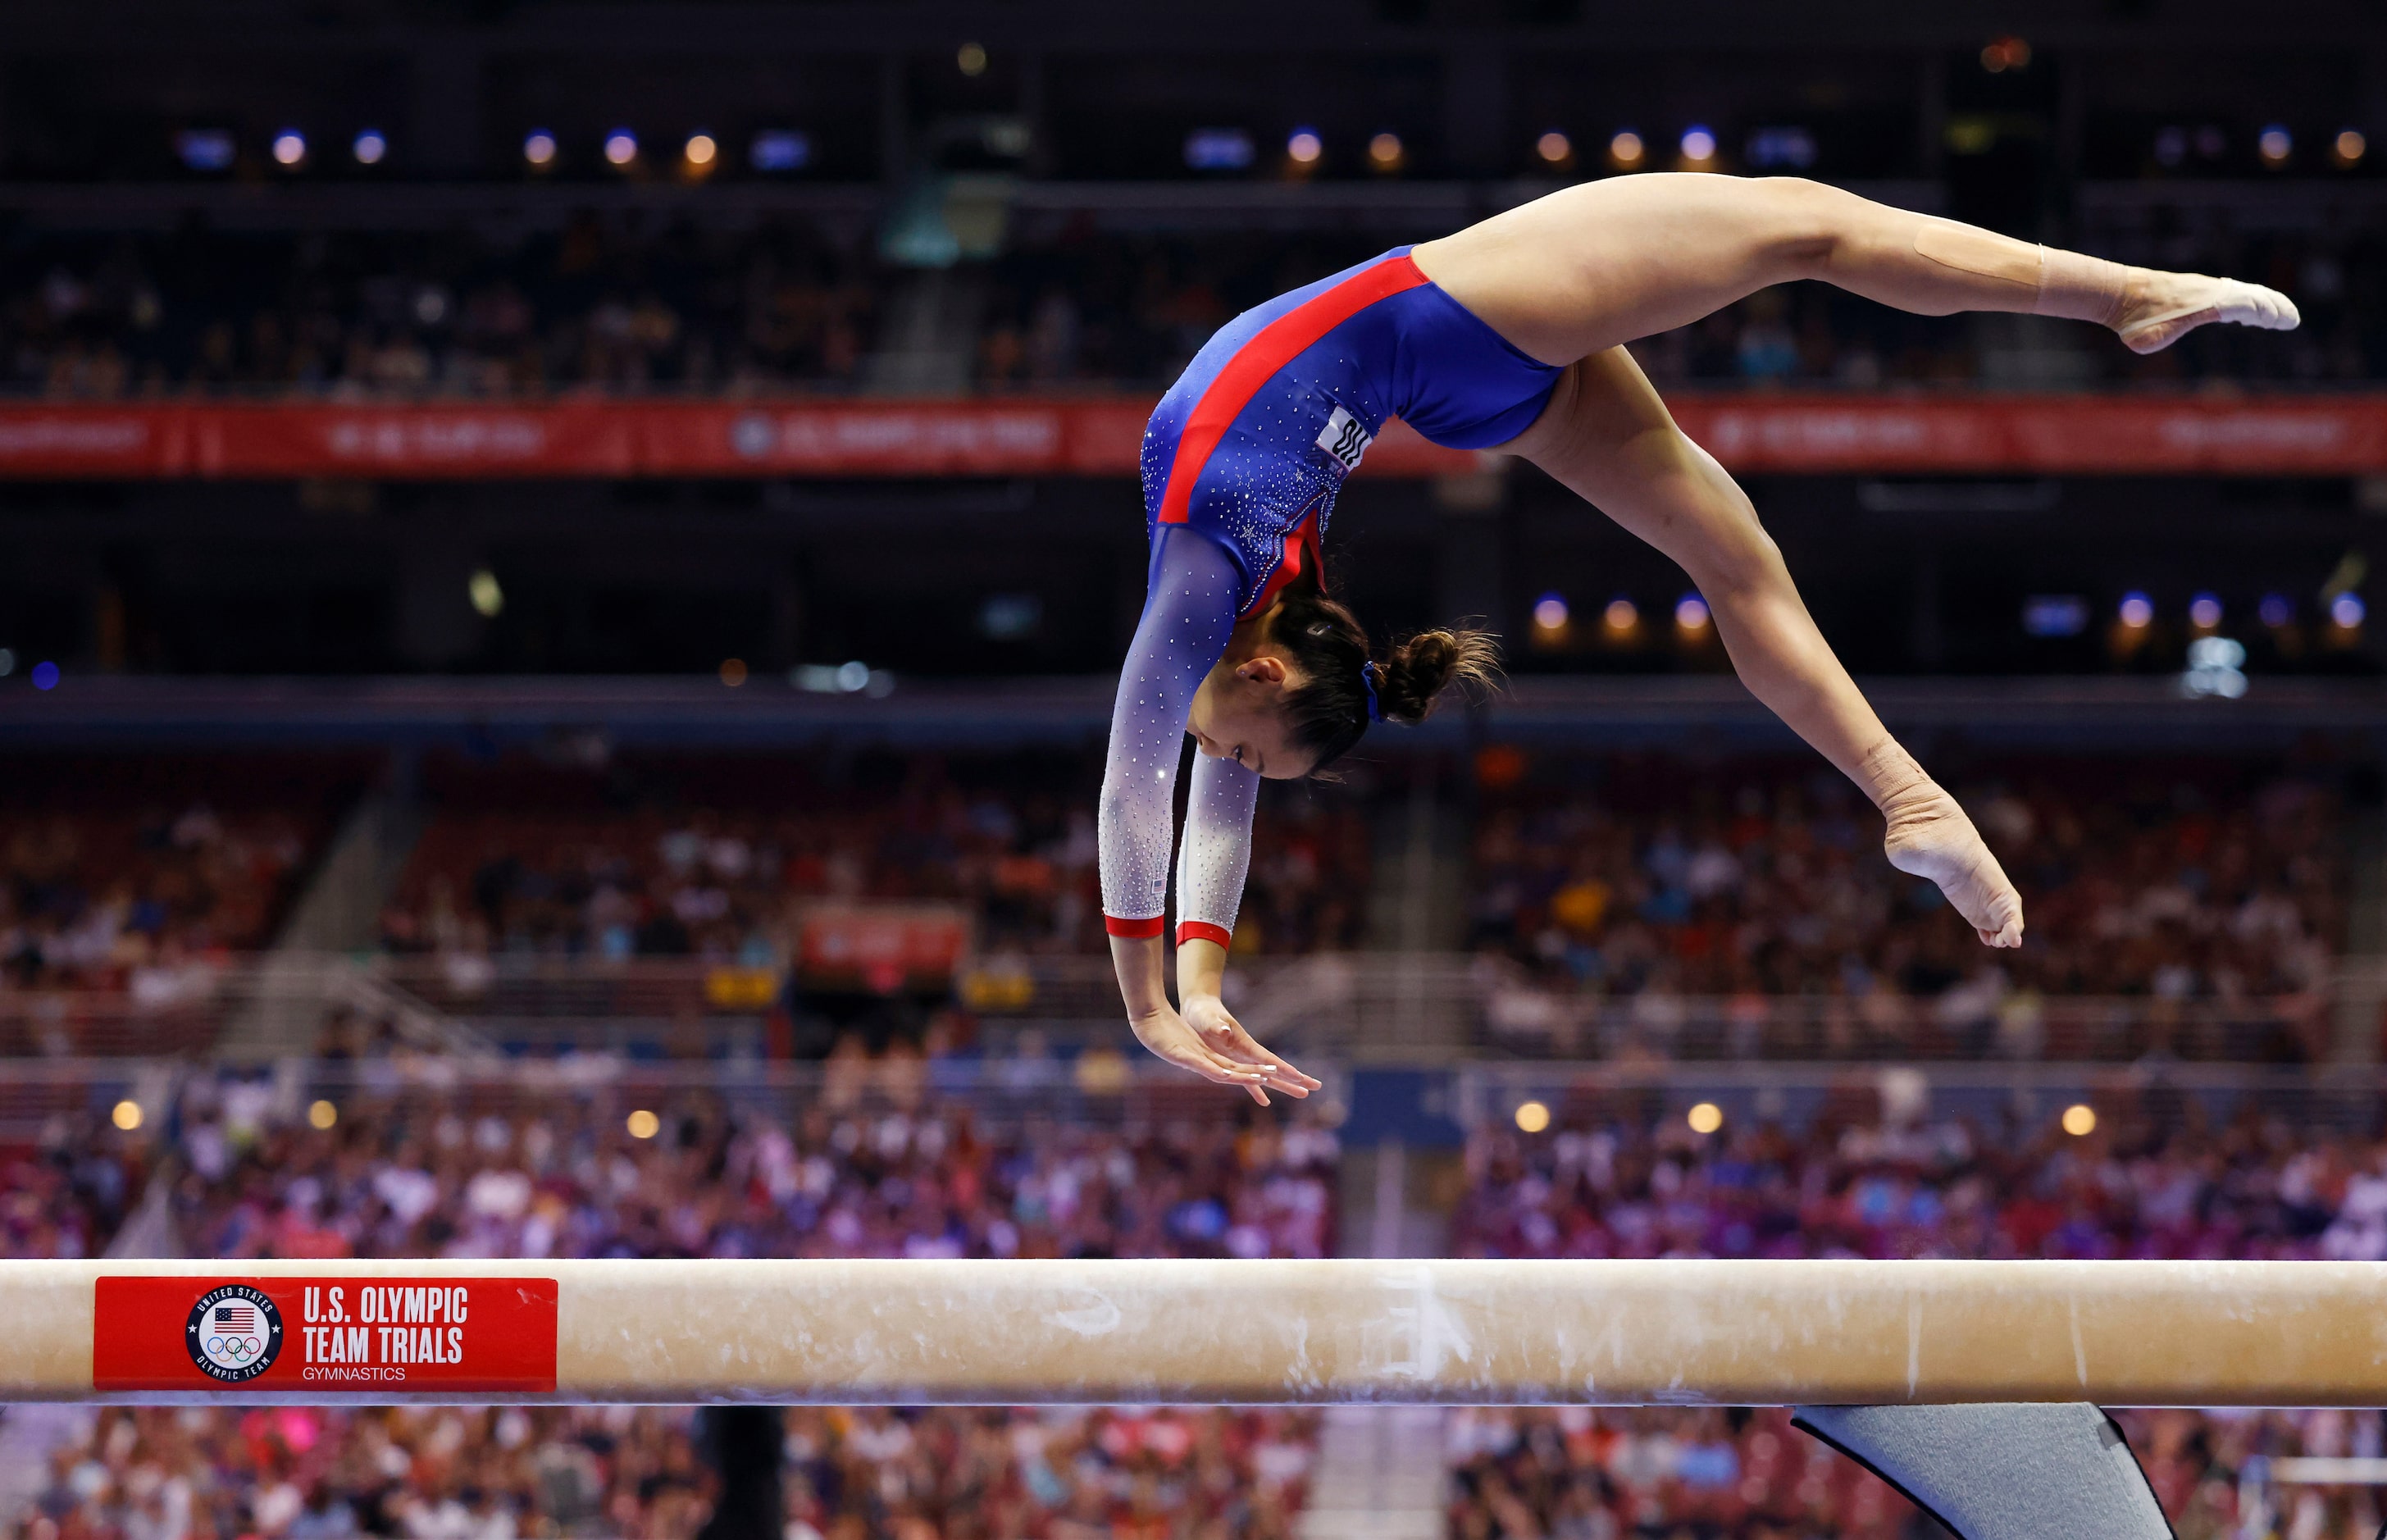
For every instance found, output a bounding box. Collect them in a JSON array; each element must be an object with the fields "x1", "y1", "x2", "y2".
[
  {"x1": 377, "y1": 753, "x2": 1373, "y2": 972},
  {"x1": 166, "y1": 1073, "x2": 1340, "y2": 1264},
  {"x1": 1467, "y1": 759, "x2": 2344, "y2": 1060},
  {"x1": 0, "y1": 213, "x2": 2373, "y2": 399}
]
